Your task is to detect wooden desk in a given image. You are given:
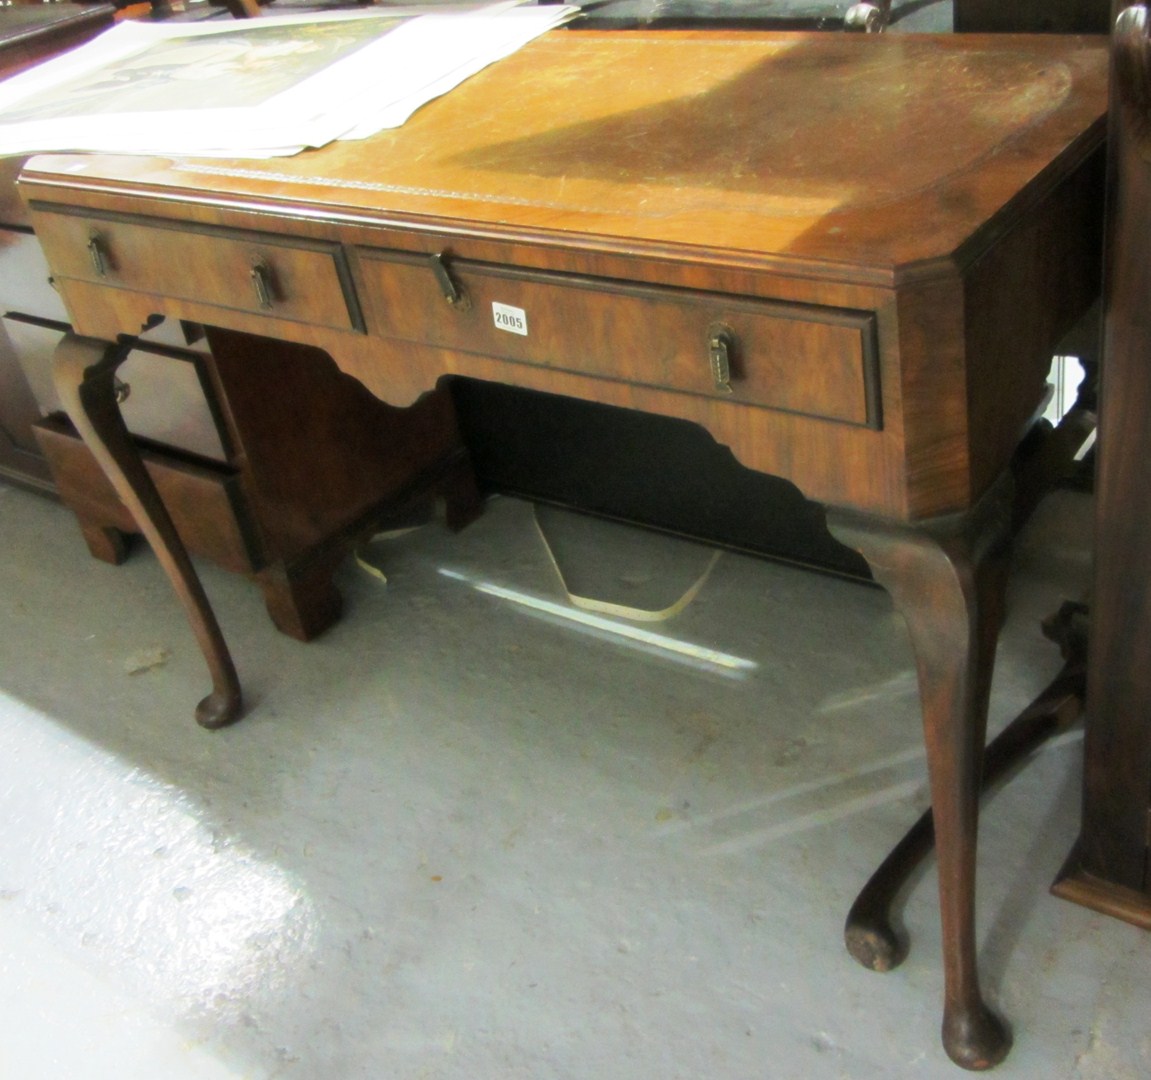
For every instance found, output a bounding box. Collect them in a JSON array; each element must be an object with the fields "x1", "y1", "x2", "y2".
[{"x1": 19, "y1": 31, "x2": 1107, "y2": 1070}]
